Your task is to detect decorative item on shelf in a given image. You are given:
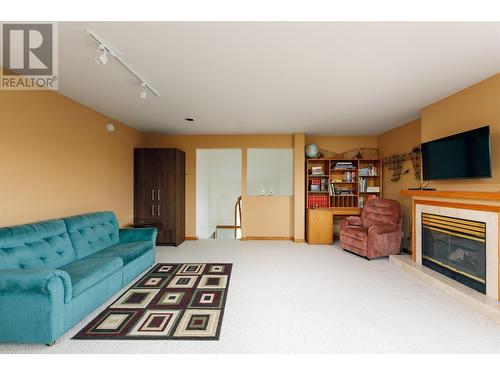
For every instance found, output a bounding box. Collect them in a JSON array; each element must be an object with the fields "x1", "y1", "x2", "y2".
[
  {"x1": 306, "y1": 146, "x2": 378, "y2": 160},
  {"x1": 366, "y1": 186, "x2": 380, "y2": 193},
  {"x1": 341, "y1": 147, "x2": 378, "y2": 160},
  {"x1": 383, "y1": 146, "x2": 421, "y2": 181},
  {"x1": 305, "y1": 144, "x2": 320, "y2": 158}
]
